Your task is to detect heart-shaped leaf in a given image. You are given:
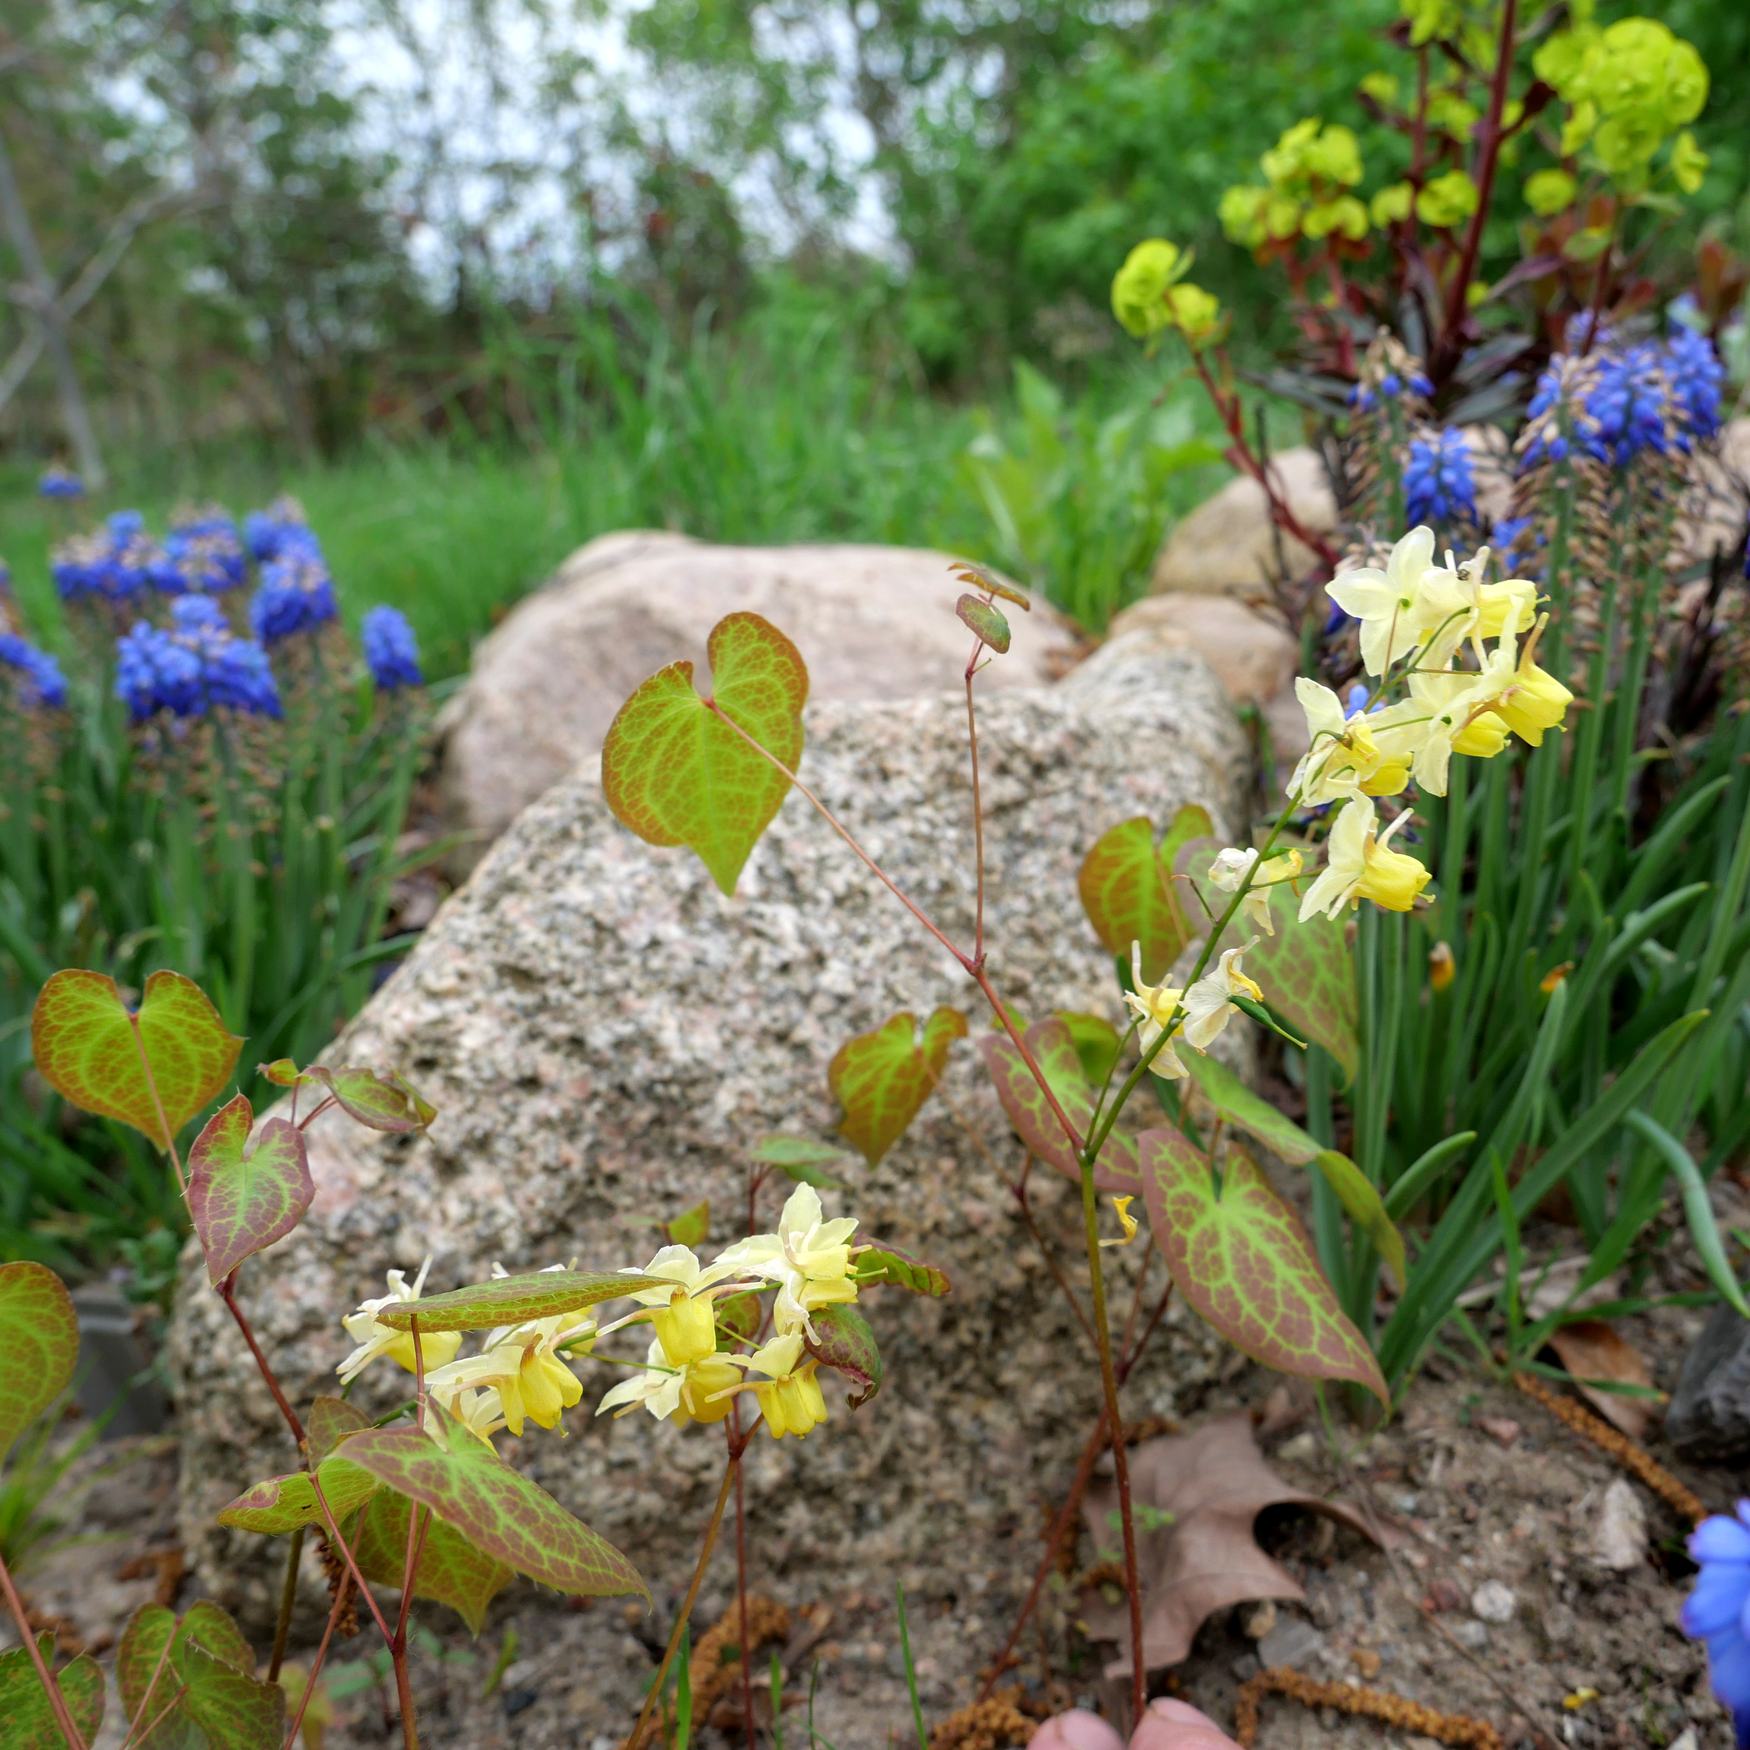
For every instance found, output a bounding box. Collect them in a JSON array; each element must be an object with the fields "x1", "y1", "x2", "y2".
[
  {"x1": 31, "y1": 969, "x2": 242, "y2": 1148},
  {"x1": 979, "y1": 1017, "x2": 1141, "y2": 1192},
  {"x1": 1241, "y1": 887, "x2": 1359, "y2": 1082},
  {"x1": 1139, "y1": 1131, "x2": 1387, "y2": 1407},
  {"x1": 373, "y1": 1270, "x2": 669, "y2": 1334},
  {"x1": 948, "y1": 559, "x2": 1030, "y2": 611},
  {"x1": 341, "y1": 1410, "x2": 648, "y2": 1601},
  {"x1": 665, "y1": 1201, "x2": 710, "y2": 1248},
  {"x1": 1184, "y1": 1052, "x2": 1404, "y2": 1286},
  {"x1": 806, "y1": 1303, "x2": 882, "y2": 1408},
  {"x1": 352, "y1": 1487, "x2": 514, "y2": 1634},
  {"x1": 855, "y1": 1244, "x2": 950, "y2": 1297},
  {"x1": 119, "y1": 1601, "x2": 281, "y2": 1750},
  {"x1": 828, "y1": 1006, "x2": 967, "y2": 1166},
  {"x1": 0, "y1": 1637, "x2": 105, "y2": 1748},
  {"x1": 306, "y1": 1395, "x2": 371, "y2": 1461},
  {"x1": 268, "y1": 1063, "x2": 436, "y2": 1133},
  {"x1": 601, "y1": 611, "x2": 808, "y2": 896},
  {"x1": 1079, "y1": 807, "x2": 1213, "y2": 985},
  {"x1": 0, "y1": 1262, "x2": 78, "y2": 1469},
  {"x1": 956, "y1": 594, "x2": 1011, "y2": 653},
  {"x1": 217, "y1": 1456, "x2": 378, "y2": 1536},
  {"x1": 188, "y1": 1095, "x2": 314, "y2": 1286}
]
